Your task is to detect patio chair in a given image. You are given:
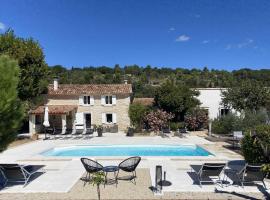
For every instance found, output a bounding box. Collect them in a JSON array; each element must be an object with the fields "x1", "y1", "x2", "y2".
[
  {"x1": 84, "y1": 128, "x2": 94, "y2": 137},
  {"x1": 72, "y1": 124, "x2": 84, "y2": 138},
  {"x1": 116, "y1": 156, "x2": 141, "y2": 184},
  {"x1": 80, "y1": 158, "x2": 103, "y2": 186},
  {"x1": 0, "y1": 164, "x2": 44, "y2": 187},
  {"x1": 192, "y1": 163, "x2": 226, "y2": 187},
  {"x1": 236, "y1": 164, "x2": 266, "y2": 188},
  {"x1": 232, "y1": 131, "x2": 243, "y2": 148},
  {"x1": 44, "y1": 126, "x2": 55, "y2": 140}
]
